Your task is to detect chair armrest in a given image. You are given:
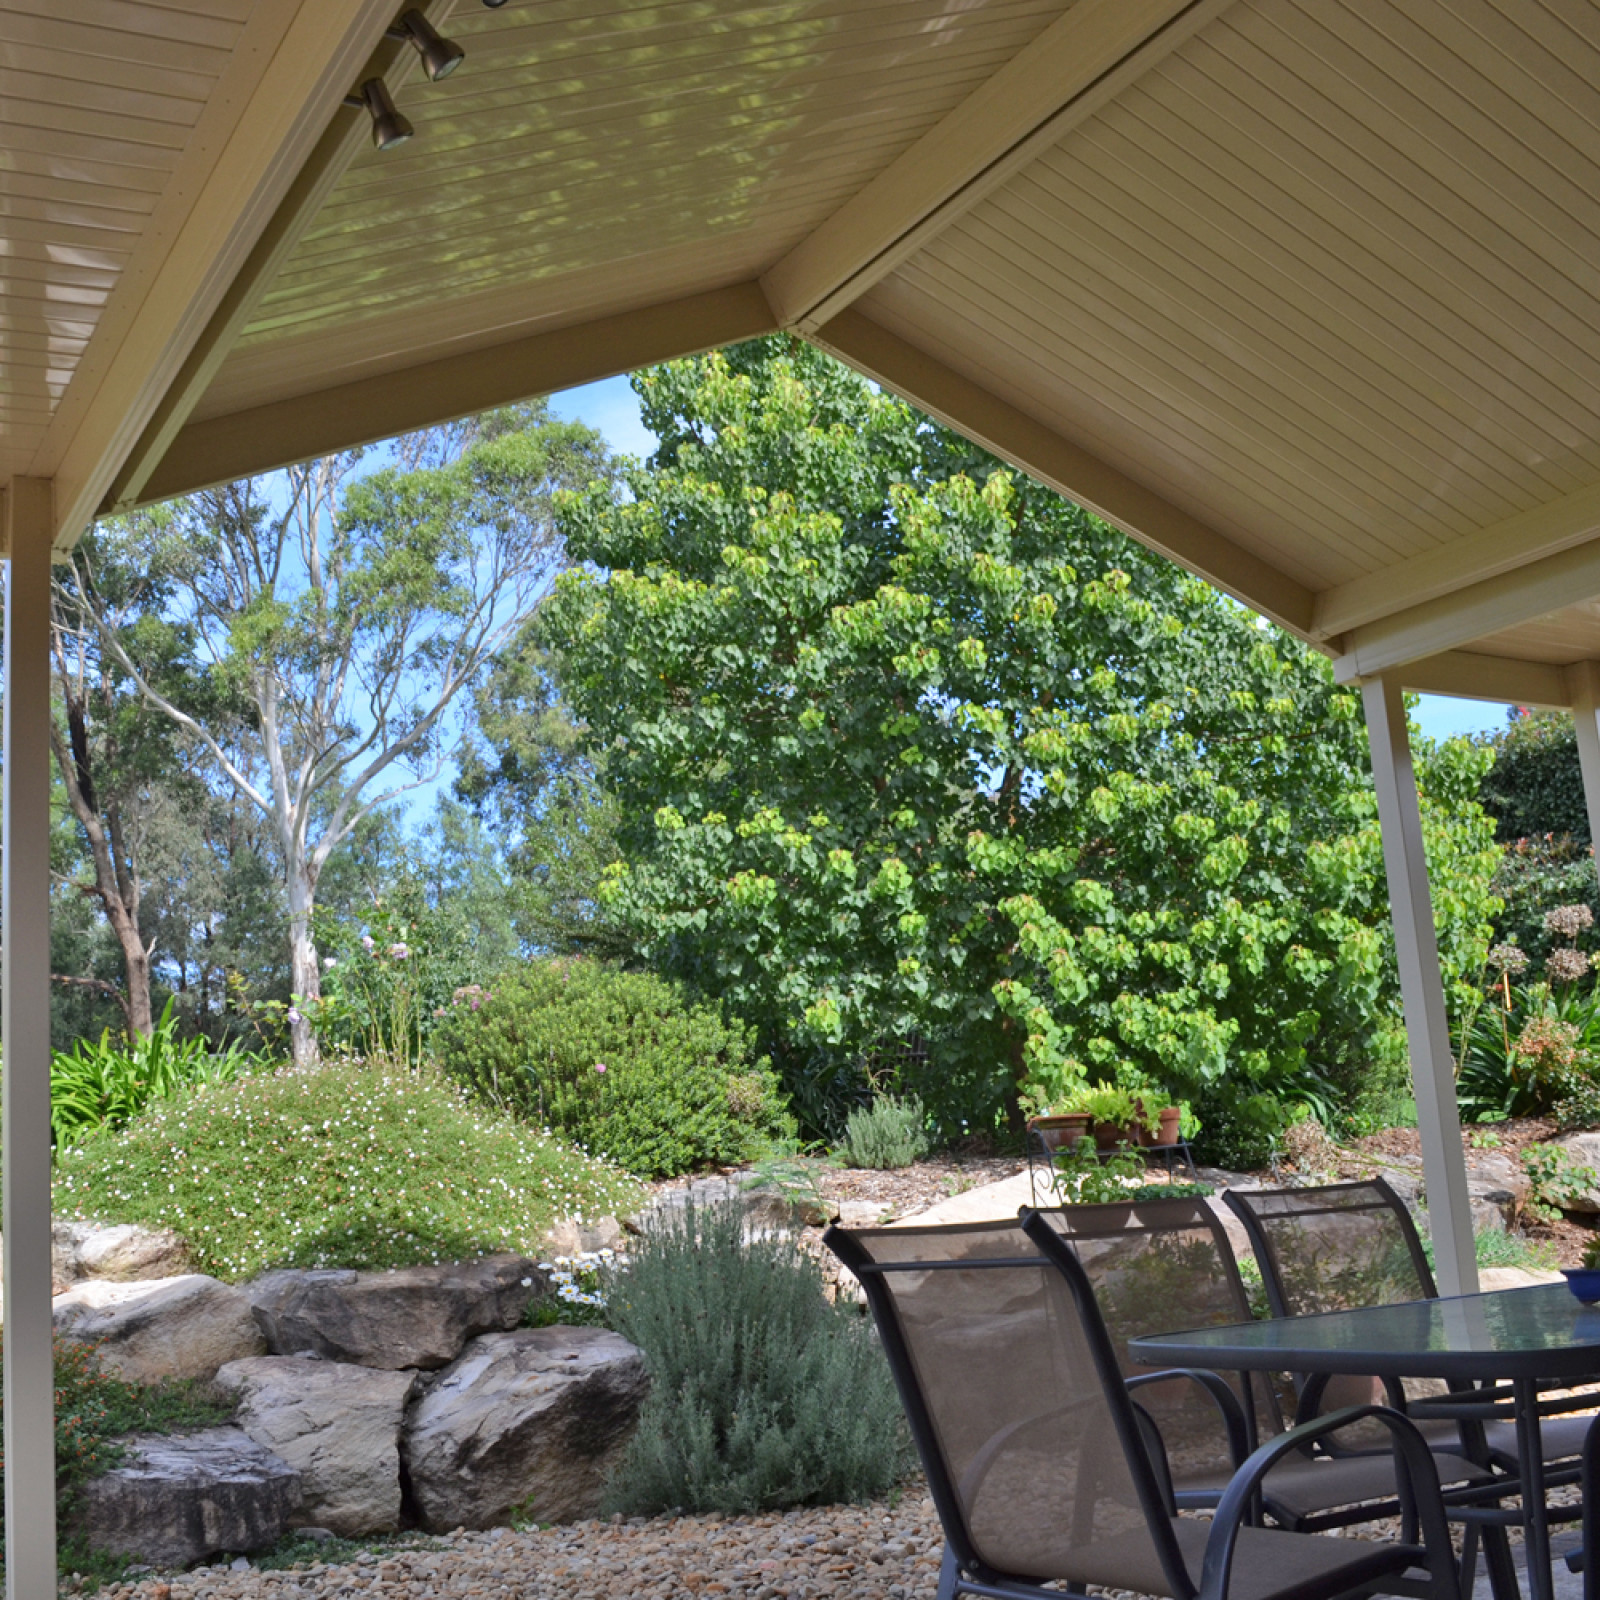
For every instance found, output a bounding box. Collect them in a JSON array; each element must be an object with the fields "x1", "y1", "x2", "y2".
[
  {"x1": 1125, "y1": 1368, "x2": 1251, "y2": 1470},
  {"x1": 1198, "y1": 1405, "x2": 1459, "y2": 1600}
]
